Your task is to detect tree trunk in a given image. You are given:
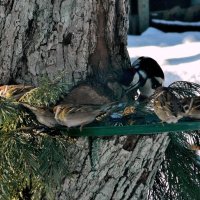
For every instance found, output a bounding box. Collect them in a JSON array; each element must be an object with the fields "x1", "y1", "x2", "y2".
[
  {"x1": 57, "y1": 134, "x2": 169, "y2": 200},
  {"x1": 0, "y1": 0, "x2": 130, "y2": 87},
  {"x1": 0, "y1": 0, "x2": 170, "y2": 199}
]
